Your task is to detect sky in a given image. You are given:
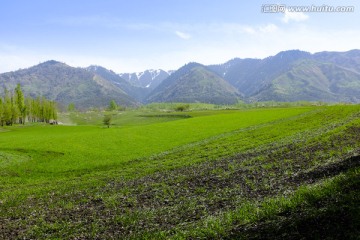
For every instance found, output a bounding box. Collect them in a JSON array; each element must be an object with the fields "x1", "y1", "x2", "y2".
[{"x1": 1, "y1": 0, "x2": 359, "y2": 73}]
